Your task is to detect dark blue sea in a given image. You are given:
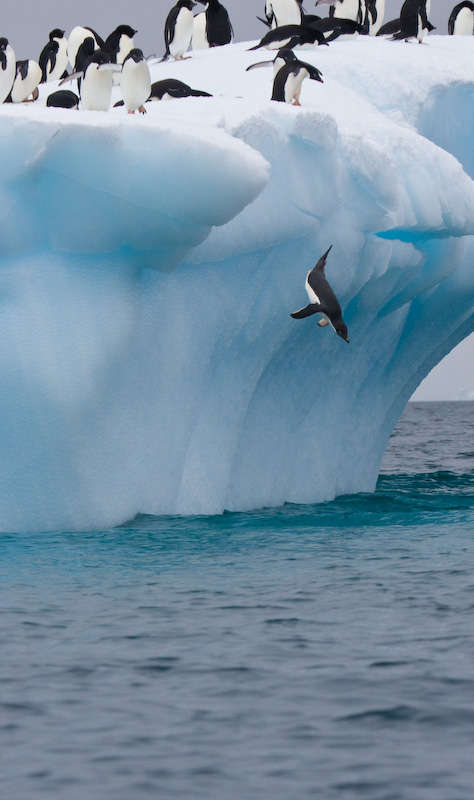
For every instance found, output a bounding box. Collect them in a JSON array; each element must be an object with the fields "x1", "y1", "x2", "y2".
[{"x1": 2, "y1": 401, "x2": 474, "y2": 800}]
